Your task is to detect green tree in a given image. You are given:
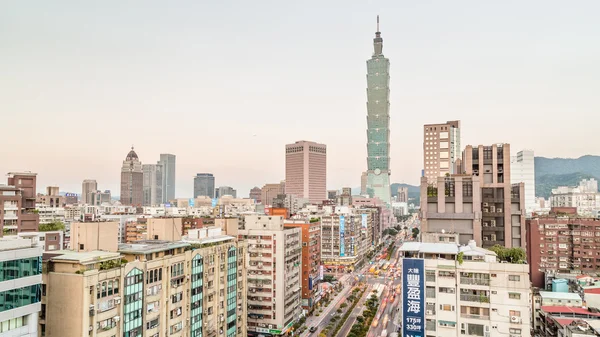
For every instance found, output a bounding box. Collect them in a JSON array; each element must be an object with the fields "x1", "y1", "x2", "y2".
[
  {"x1": 39, "y1": 221, "x2": 65, "y2": 232},
  {"x1": 411, "y1": 227, "x2": 420, "y2": 239}
]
